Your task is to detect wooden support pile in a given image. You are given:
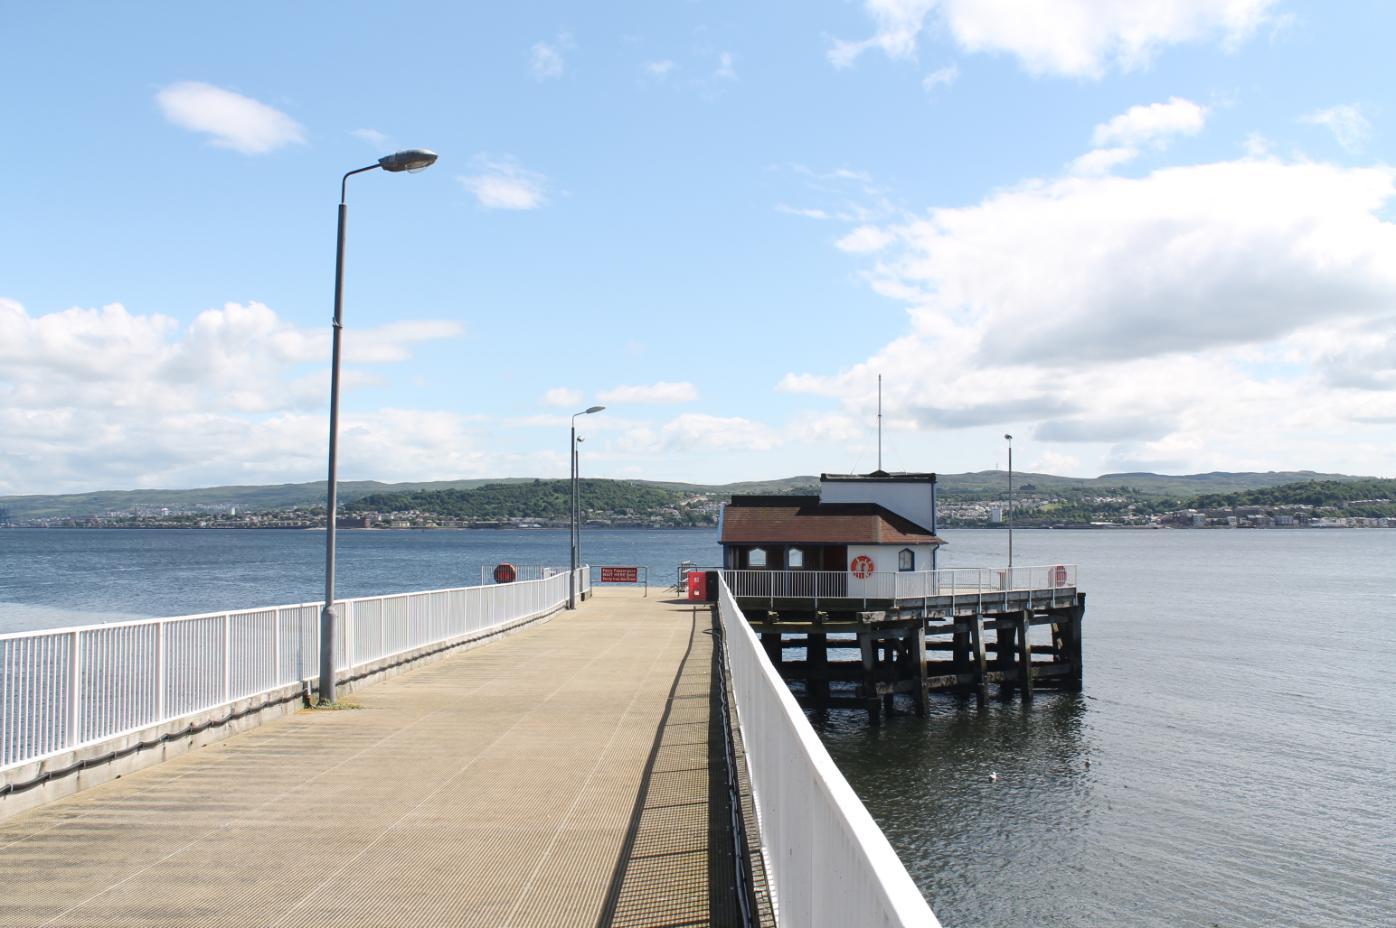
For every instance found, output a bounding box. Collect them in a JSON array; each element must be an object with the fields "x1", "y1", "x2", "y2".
[{"x1": 751, "y1": 594, "x2": 1087, "y2": 723}]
